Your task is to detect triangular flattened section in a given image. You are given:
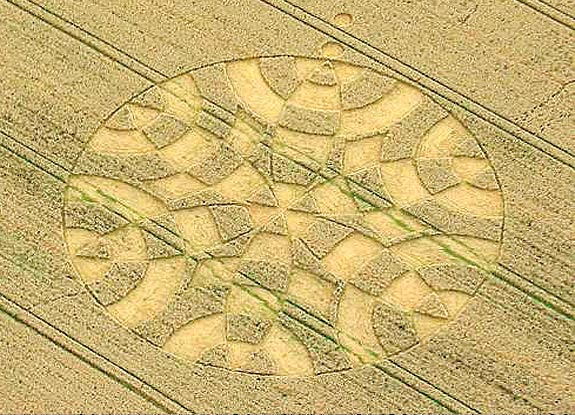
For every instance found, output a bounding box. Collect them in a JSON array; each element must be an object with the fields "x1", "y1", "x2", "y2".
[
  {"x1": 308, "y1": 61, "x2": 338, "y2": 86},
  {"x1": 415, "y1": 292, "x2": 449, "y2": 319},
  {"x1": 142, "y1": 230, "x2": 183, "y2": 259},
  {"x1": 288, "y1": 193, "x2": 320, "y2": 214},
  {"x1": 260, "y1": 214, "x2": 288, "y2": 236},
  {"x1": 272, "y1": 152, "x2": 317, "y2": 186},
  {"x1": 346, "y1": 166, "x2": 392, "y2": 210},
  {"x1": 346, "y1": 165, "x2": 388, "y2": 198},
  {"x1": 452, "y1": 137, "x2": 485, "y2": 158},
  {"x1": 105, "y1": 106, "x2": 136, "y2": 131},
  {"x1": 248, "y1": 144, "x2": 273, "y2": 178},
  {"x1": 468, "y1": 168, "x2": 499, "y2": 190},
  {"x1": 237, "y1": 259, "x2": 290, "y2": 292},
  {"x1": 131, "y1": 87, "x2": 166, "y2": 111},
  {"x1": 149, "y1": 213, "x2": 180, "y2": 236},
  {"x1": 197, "y1": 344, "x2": 231, "y2": 369},
  {"x1": 236, "y1": 350, "x2": 278, "y2": 375},
  {"x1": 289, "y1": 239, "x2": 339, "y2": 285},
  {"x1": 320, "y1": 214, "x2": 387, "y2": 244},
  {"x1": 300, "y1": 219, "x2": 354, "y2": 258},
  {"x1": 247, "y1": 185, "x2": 278, "y2": 207},
  {"x1": 210, "y1": 205, "x2": 253, "y2": 242},
  {"x1": 64, "y1": 202, "x2": 130, "y2": 235}
]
